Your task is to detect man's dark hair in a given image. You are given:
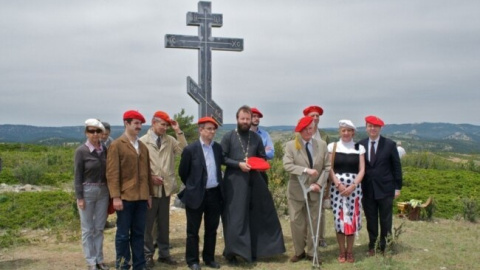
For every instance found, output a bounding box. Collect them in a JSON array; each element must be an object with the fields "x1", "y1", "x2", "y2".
[
  {"x1": 102, "y1": 122, "x2": 111, "y2": 131},
  {"x1": 236, "y1": 105, "x2": 252, "y2": 119}
]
